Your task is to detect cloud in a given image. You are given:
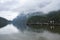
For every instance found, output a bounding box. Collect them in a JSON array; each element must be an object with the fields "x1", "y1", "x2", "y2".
[
  {"x1": 41, "y1": 0, "x2": 60, "y2": 13},
  {"x1": 0, "y1": 0, "x2": 20, "y2": 11},
  {"x1": 13, "y1": 0, "x2": 52, "y2": 13},
  {"x1": 0, "y1": 11, "x2": 19, "y2": 20},
  {"x1": 0, "y1": 0, "x2": 52, "y2": 13},
  {"x1": 12, "y1": 0, "x2": 60, "y2": 13},
  {"x1": 0, "y1": 0, "x2": 60, "y2": 13}
]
